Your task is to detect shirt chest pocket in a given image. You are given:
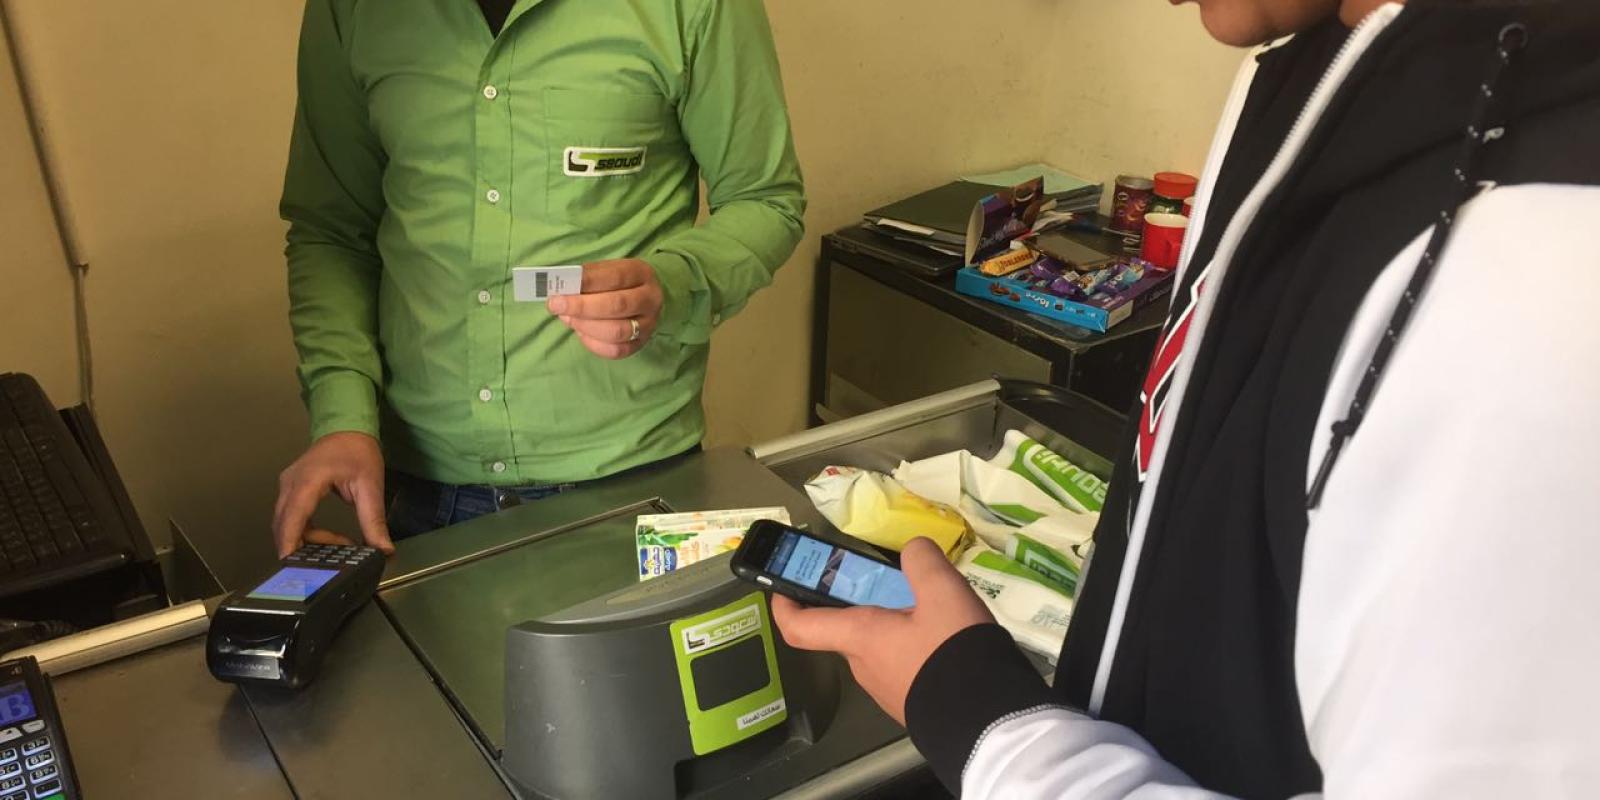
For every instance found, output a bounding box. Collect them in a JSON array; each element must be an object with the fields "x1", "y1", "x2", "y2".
[{"x1": 543, "y1": 88, "x2": 684, "y2": 230}]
